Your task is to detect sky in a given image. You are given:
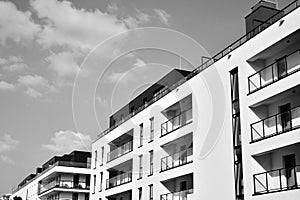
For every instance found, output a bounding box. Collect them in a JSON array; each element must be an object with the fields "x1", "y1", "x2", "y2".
[{"x1": 0, "y1": 0, "x2": 292, "y2": 195}]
